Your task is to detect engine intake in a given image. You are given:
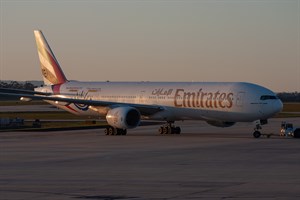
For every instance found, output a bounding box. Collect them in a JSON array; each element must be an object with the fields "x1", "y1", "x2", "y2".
[{"x1": 106, "y1": 107, "x2": 141, "y2": 129}]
